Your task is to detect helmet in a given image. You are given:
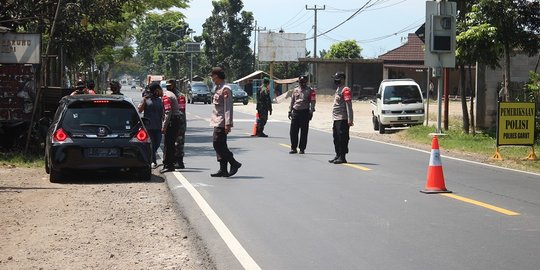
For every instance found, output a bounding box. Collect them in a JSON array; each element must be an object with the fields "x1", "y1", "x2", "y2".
[
  {"x1": 76, "y1": 80, "x2": 86, "y2": 89},
  {"x1": 298, "y1": 75, "x2": 308, "y2": 84},
  {"x1": 333, "y1": 72, "x2": 346, "y2": 80}
]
